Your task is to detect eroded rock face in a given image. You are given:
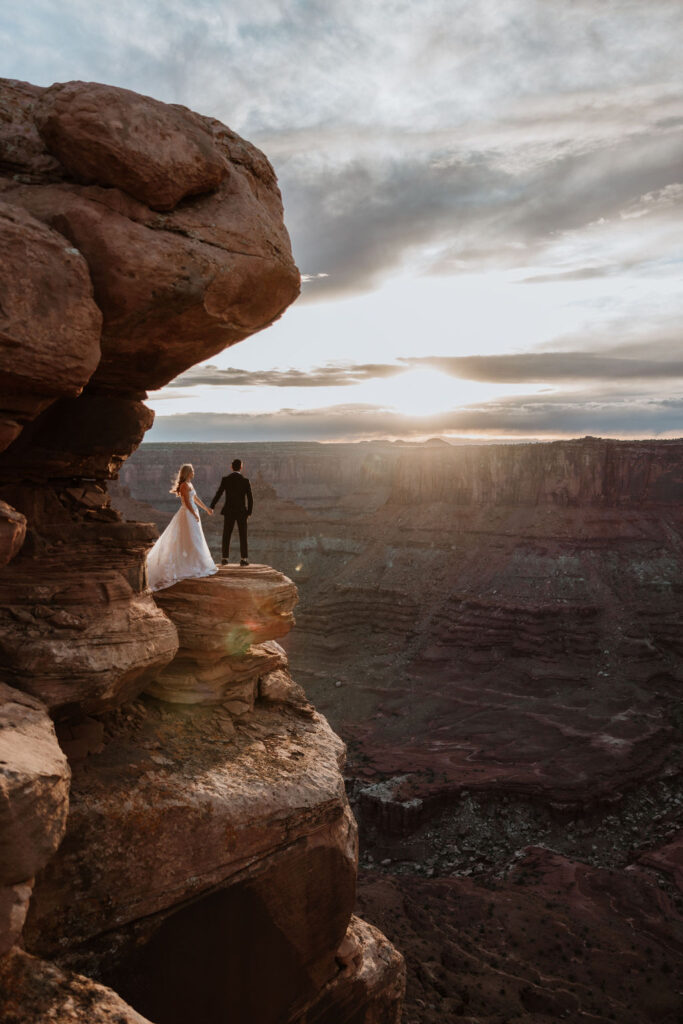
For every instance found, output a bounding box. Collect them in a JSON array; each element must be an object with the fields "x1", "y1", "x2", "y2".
[
  {"x1": 0, "y1": 78, "x2": 403, "y2": 1024},
  {"x1": 0, "y1": 77, "x2": 300, "y2": 392},
  {"x1": 0, "y1": 501, "x2": 25, "y2": 566},
  {"x1": 0, "y1": 512, "x2": 178, "y2": 716},
  {"x1": 0, "y1": 948, "x2": 153, "y2": 1024},
  {"x1": 0, "y1": 684, "x2": 70, "y2": 885},
  {"x1": 307, "y1": 915, "x2": 406, "y2": 1024},
  {"x1": 0, "y1": 200, "x2": 101, "y2": 451},
  {"x1": 148, "y1": 564, "x2": 298, "y2": 704},
  {"x1": 25, "y1": 697, "x2": 353, "y2": 951},
  {"x1": 0, "y1": 75, "x2": 299, "y2": 719},
  {"x1": 0, "y1": 684, "x2": 70, "y2": 959},
  {"x1": 0, "y1": 883, "x2": 32, "y2": 959},
  {"x1": 35, "y1": 81, "x2": 228, "y2": 211}
]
